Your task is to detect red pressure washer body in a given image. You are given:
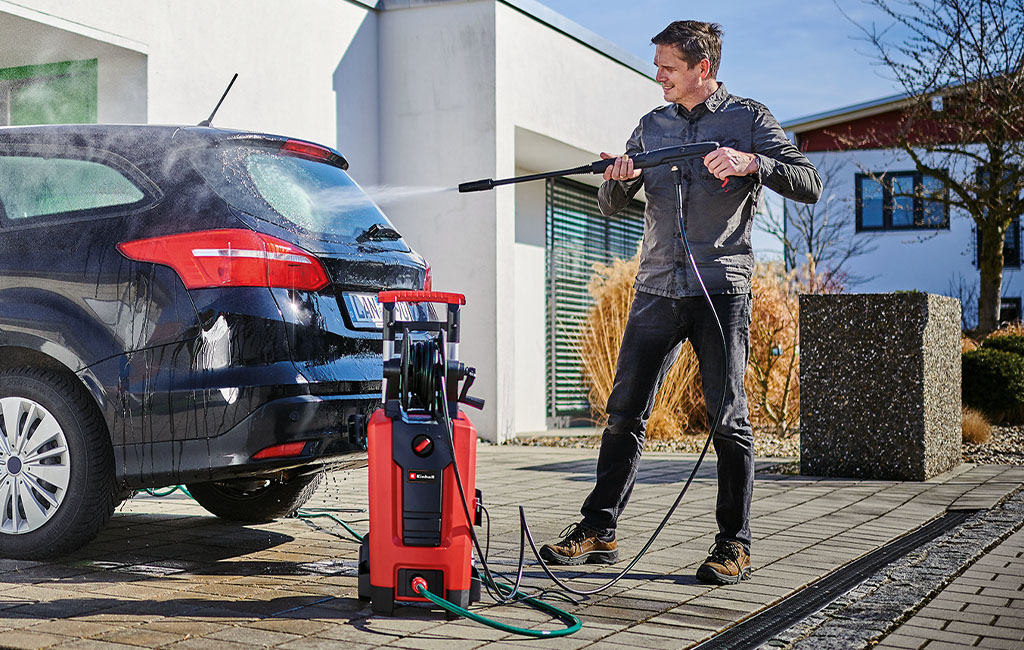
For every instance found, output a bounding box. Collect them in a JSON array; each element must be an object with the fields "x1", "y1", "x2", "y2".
[{"x1": 358, "y1": 291, "x2": 483, "y2": 616}]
